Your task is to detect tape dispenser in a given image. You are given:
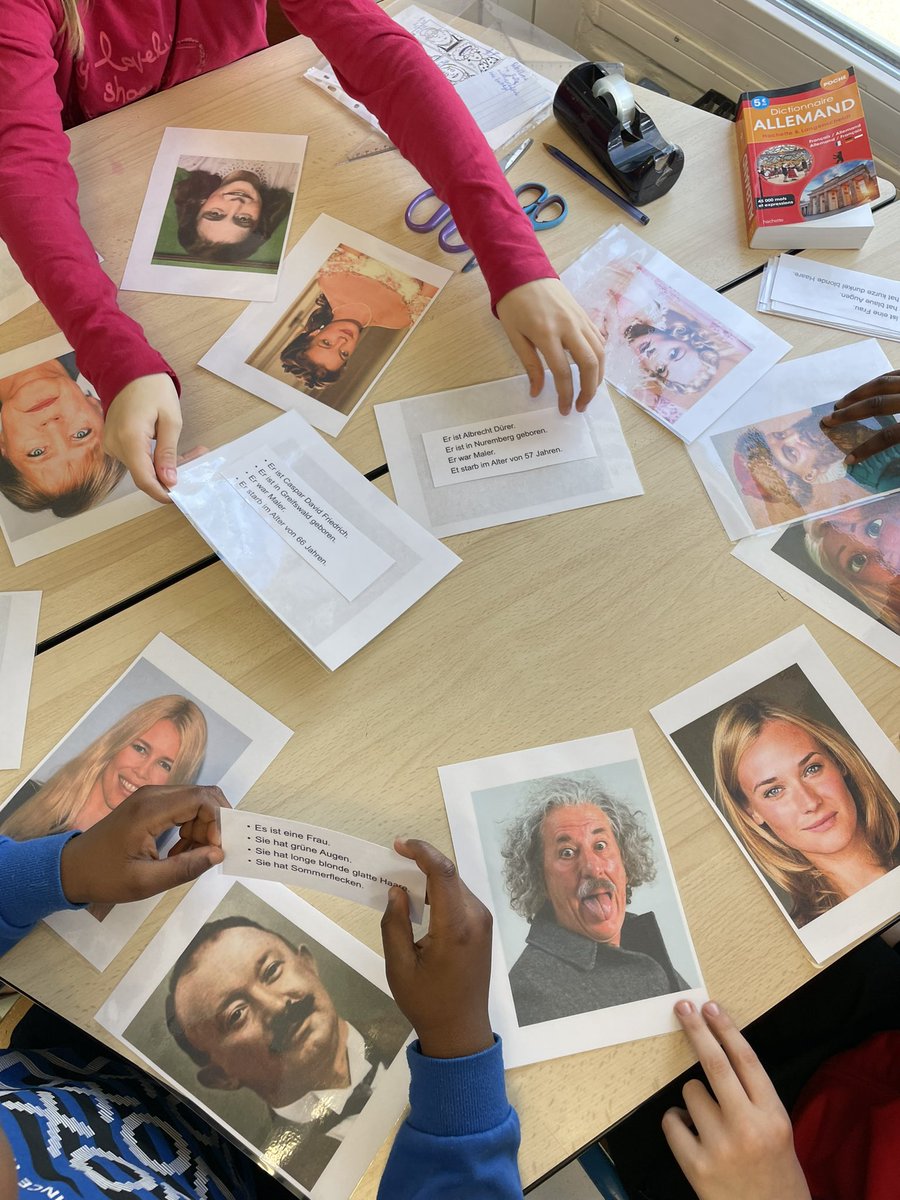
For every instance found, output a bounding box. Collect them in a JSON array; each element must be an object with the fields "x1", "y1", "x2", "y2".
[{"x1": 553, "y1": 62, "x2": 684, "y2": 206}]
